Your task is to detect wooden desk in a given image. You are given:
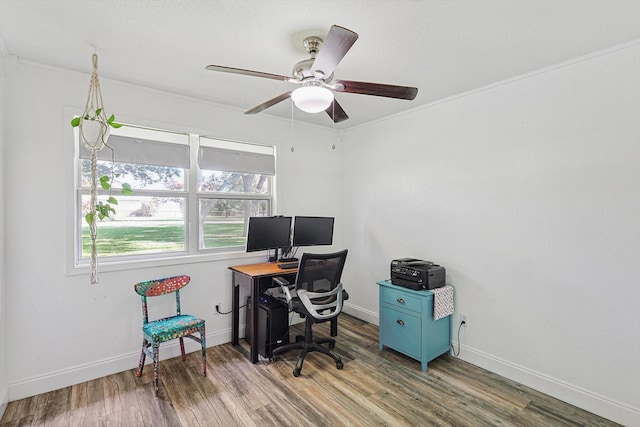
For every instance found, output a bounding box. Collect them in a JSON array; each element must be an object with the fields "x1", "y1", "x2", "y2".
[
  {"x1": 229, "y1": 261, "x2": 339, "y2": 364},
  {"x1": 229, "y1": 262, "x2": 297, "y2": 364}
]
